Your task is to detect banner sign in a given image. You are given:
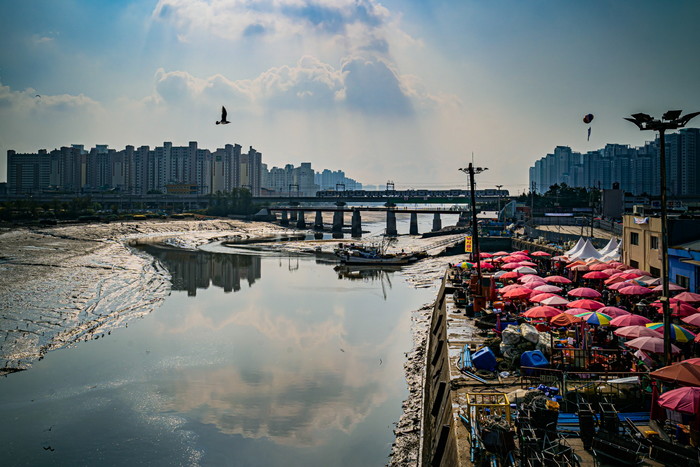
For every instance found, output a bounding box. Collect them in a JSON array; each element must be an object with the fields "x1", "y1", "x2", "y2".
[
  {"x1": 465, "y1": 236, "x2": 473, "y2": 253},
  {"x1": 633, "y1": 217, "x2": 649, "y2": 224}
]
